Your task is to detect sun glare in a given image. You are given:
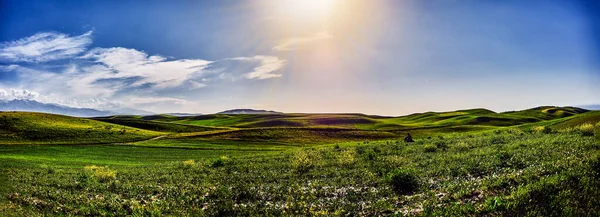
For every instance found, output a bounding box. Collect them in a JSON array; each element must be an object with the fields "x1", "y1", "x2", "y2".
[{"x1": 274, "y1": 0, "x2": 337, "y2": 21}]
